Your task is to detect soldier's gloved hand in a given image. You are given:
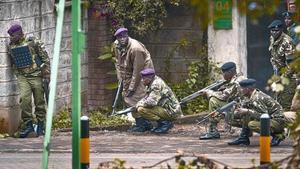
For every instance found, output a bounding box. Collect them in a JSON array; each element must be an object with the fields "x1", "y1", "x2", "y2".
[{"x1": 126, "y1": 90, "x2": 135, "y2": 97}]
